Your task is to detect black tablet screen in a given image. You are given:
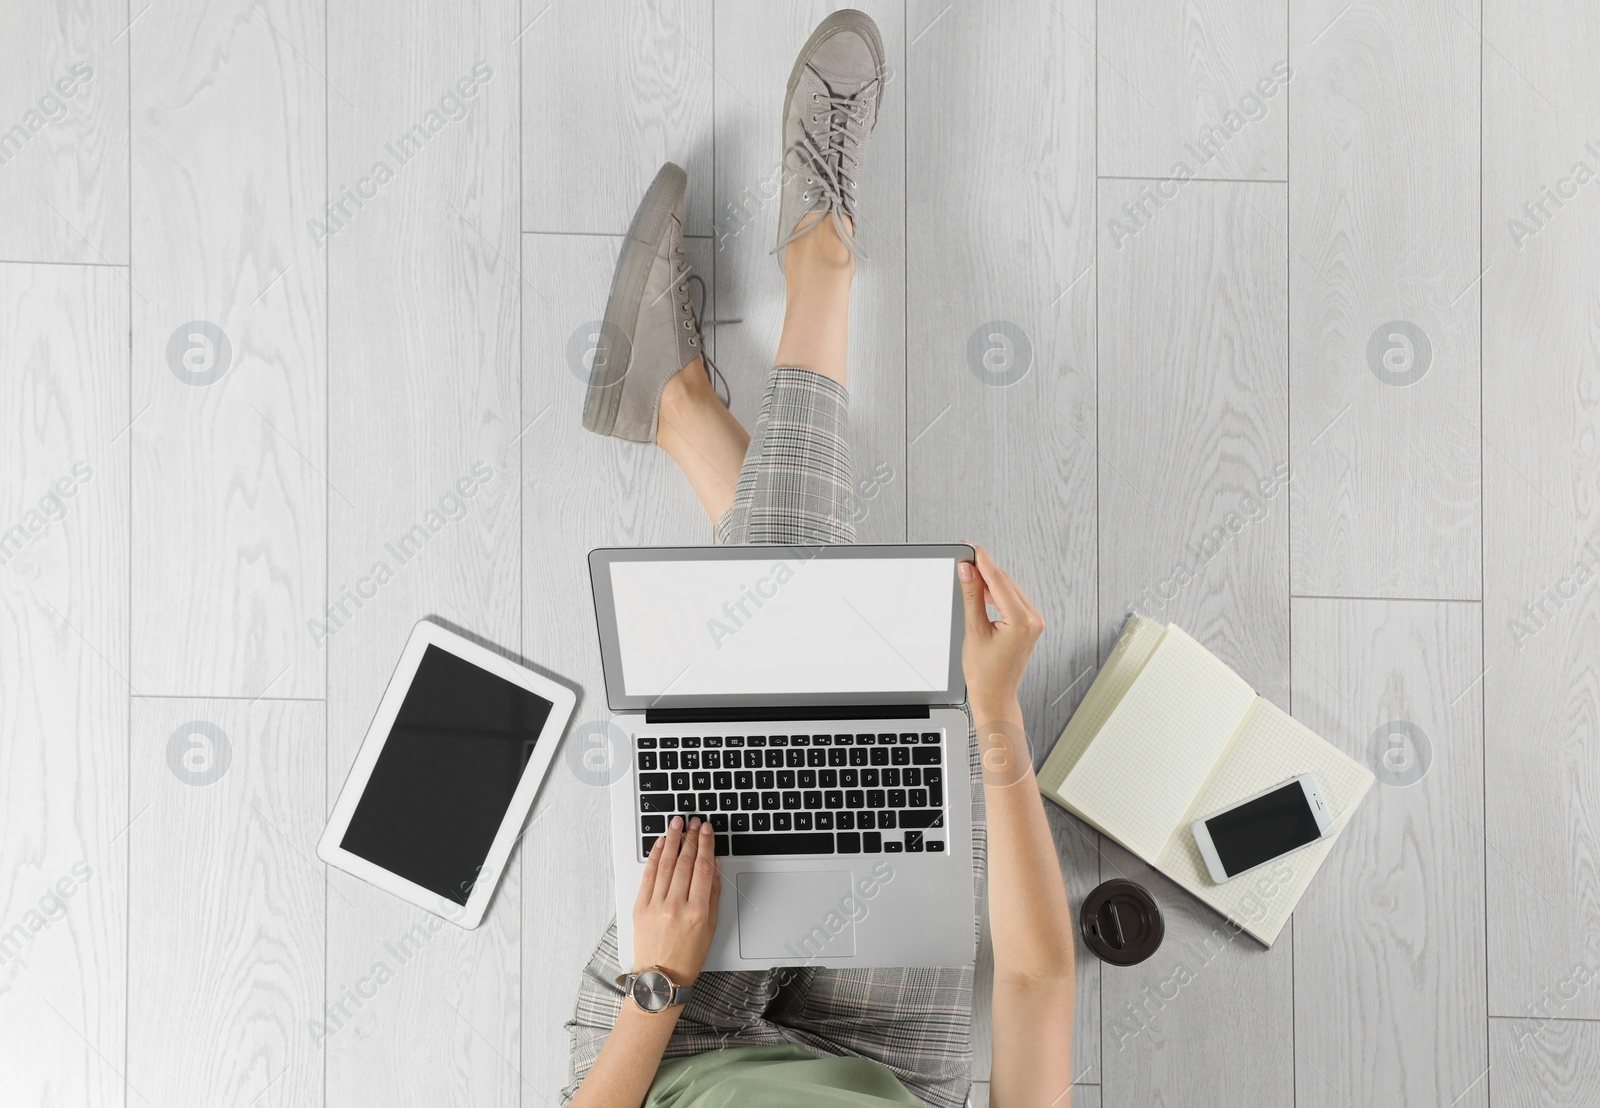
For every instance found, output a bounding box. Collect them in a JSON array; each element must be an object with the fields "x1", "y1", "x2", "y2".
[{"x1": 341, "y1": 645, "x2": 553, "y2": 904}]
